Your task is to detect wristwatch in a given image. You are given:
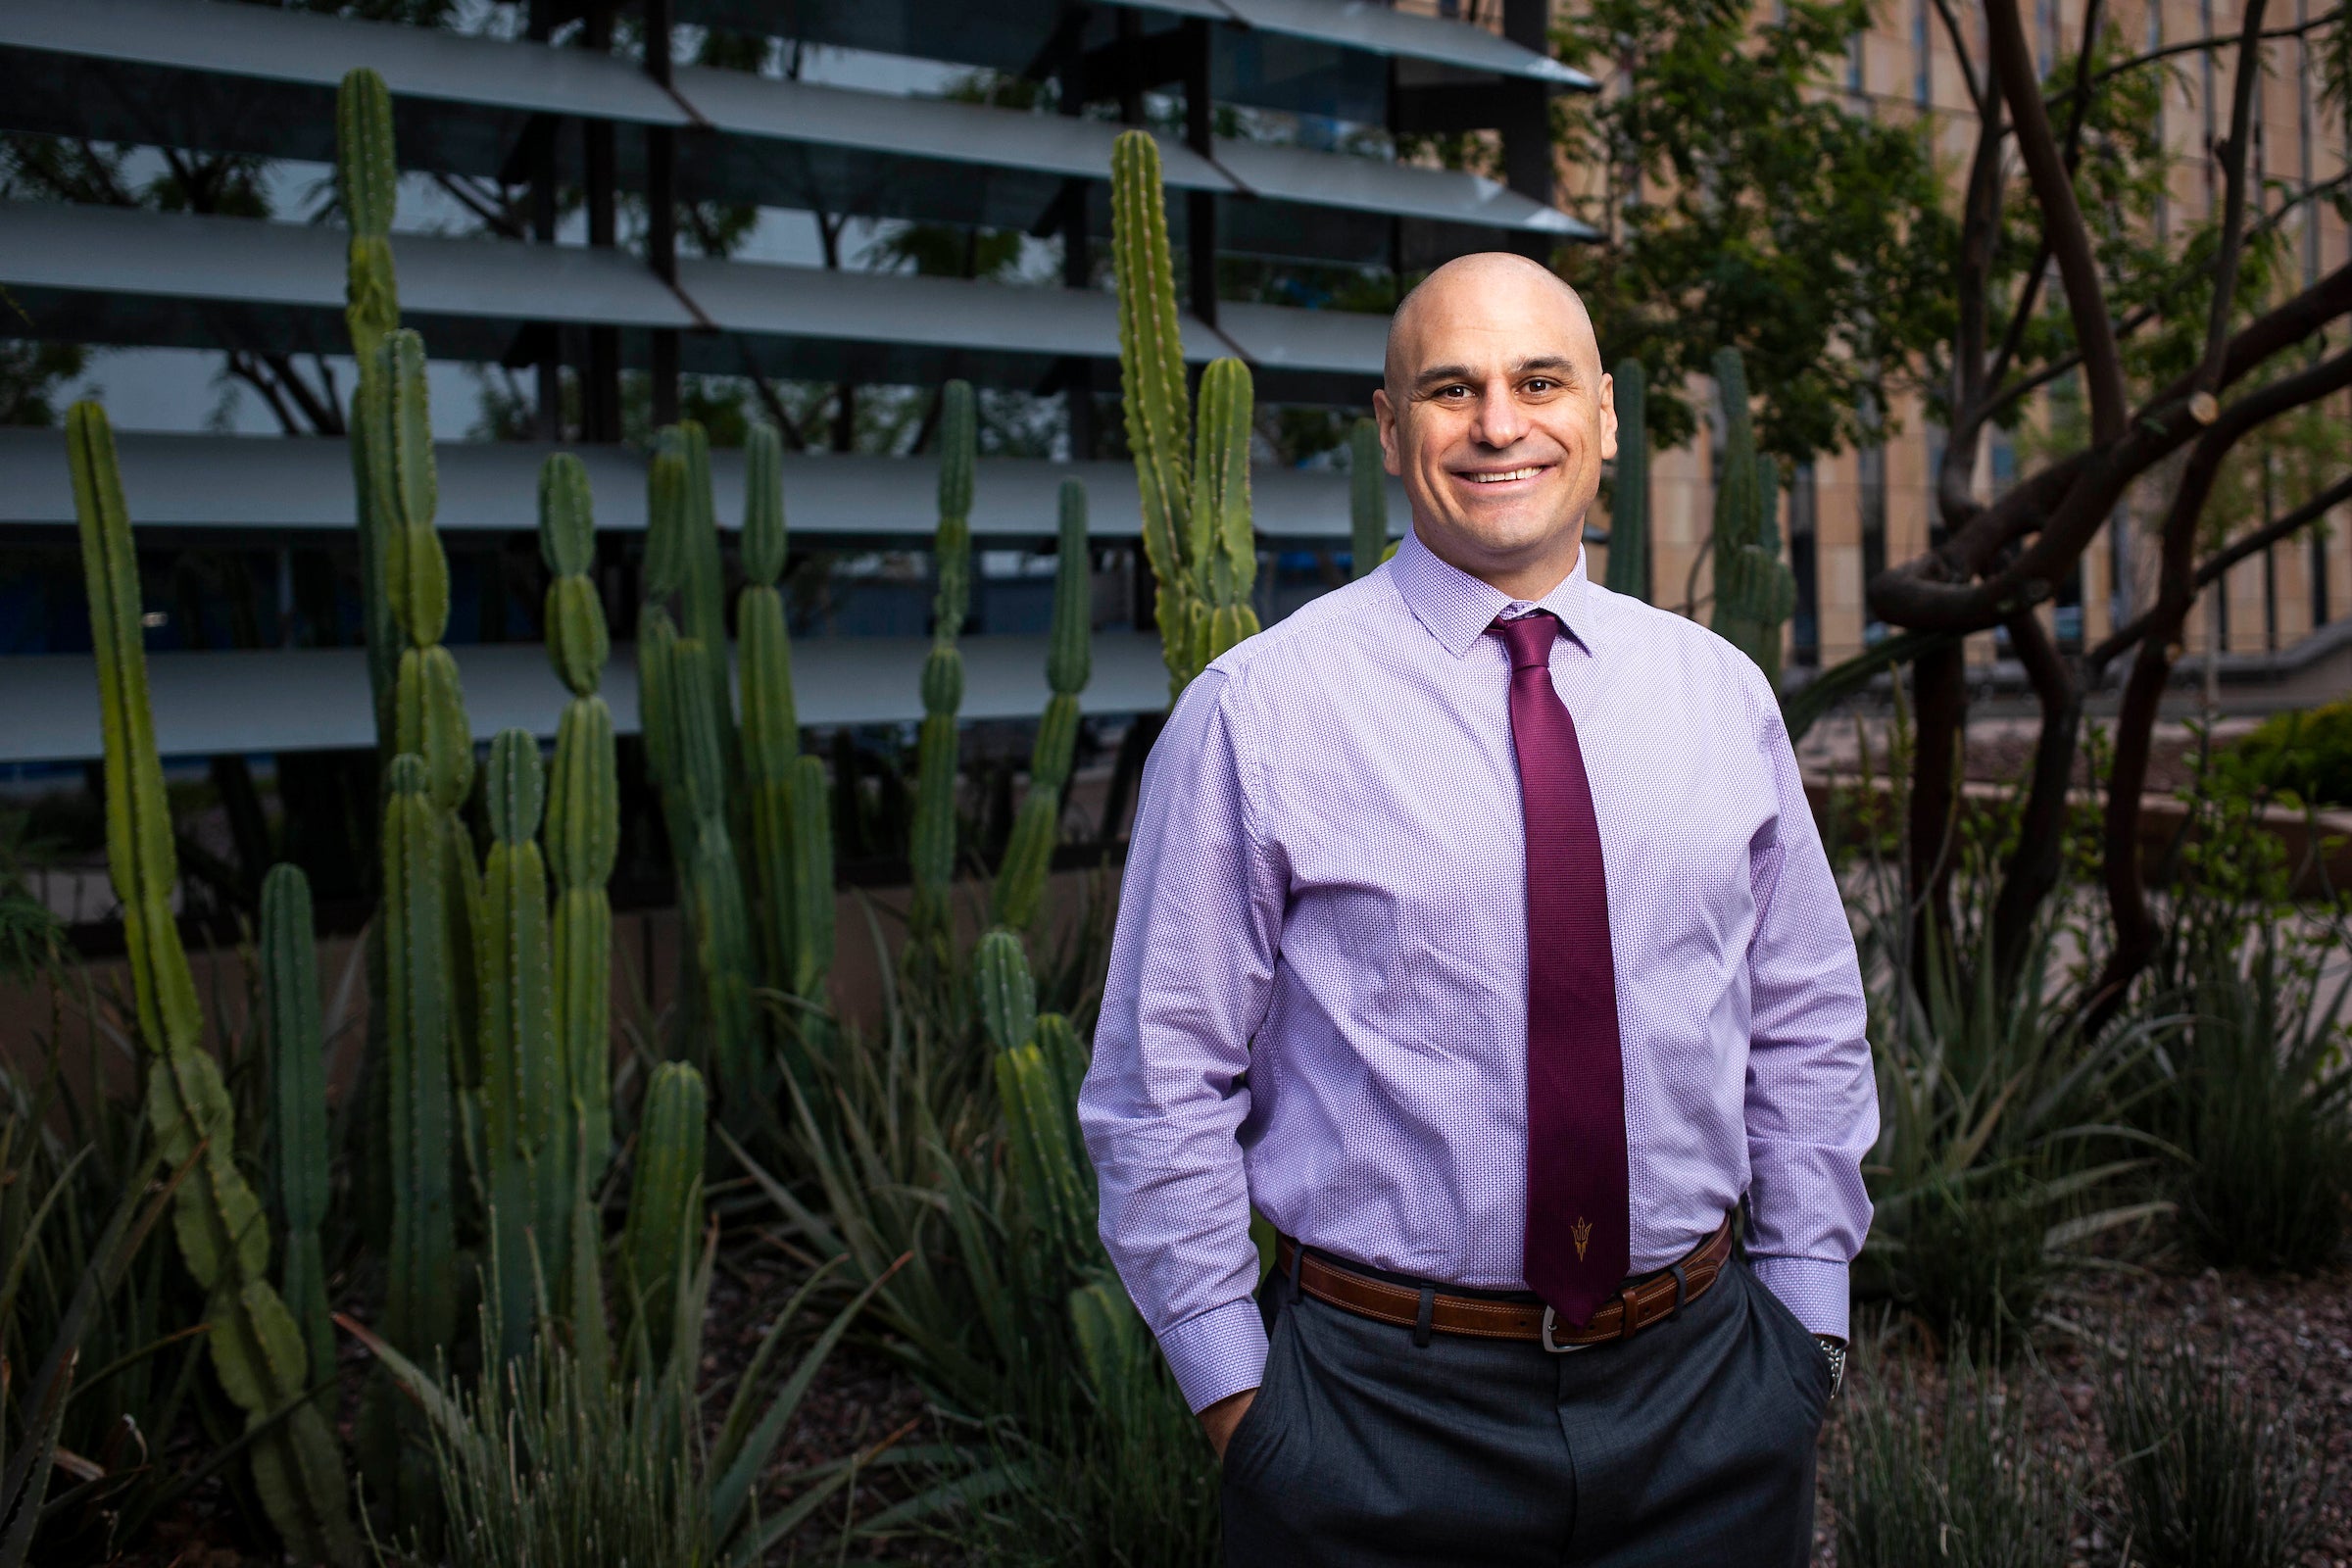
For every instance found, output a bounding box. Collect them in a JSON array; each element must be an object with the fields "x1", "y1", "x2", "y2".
[{"x1": 1813, "y1": 1336, "x2": 1846, "y2": 1401}]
